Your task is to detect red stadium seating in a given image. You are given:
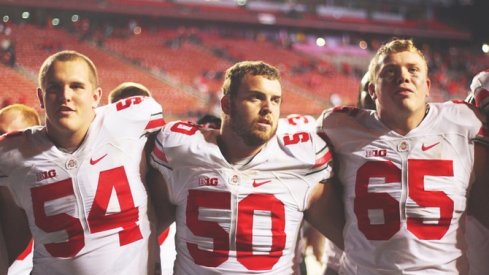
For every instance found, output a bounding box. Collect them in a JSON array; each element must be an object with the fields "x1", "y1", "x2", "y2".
[
  {"x1": 8, "y1": 24, "x2": 205, "y2": 117},
  {"x1": 0, "y1": 64, "x2": 39, "y2": 111}
]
